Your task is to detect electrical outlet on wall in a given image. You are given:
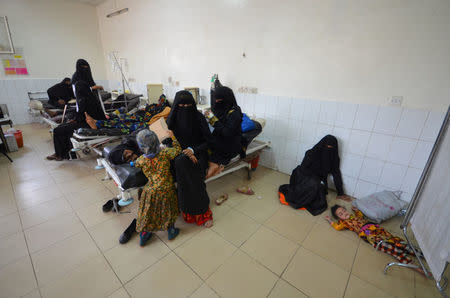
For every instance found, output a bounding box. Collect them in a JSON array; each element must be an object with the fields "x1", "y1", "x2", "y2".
[{"x1": 389, "y1": 96, "x2": 403, "y2": 106}]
